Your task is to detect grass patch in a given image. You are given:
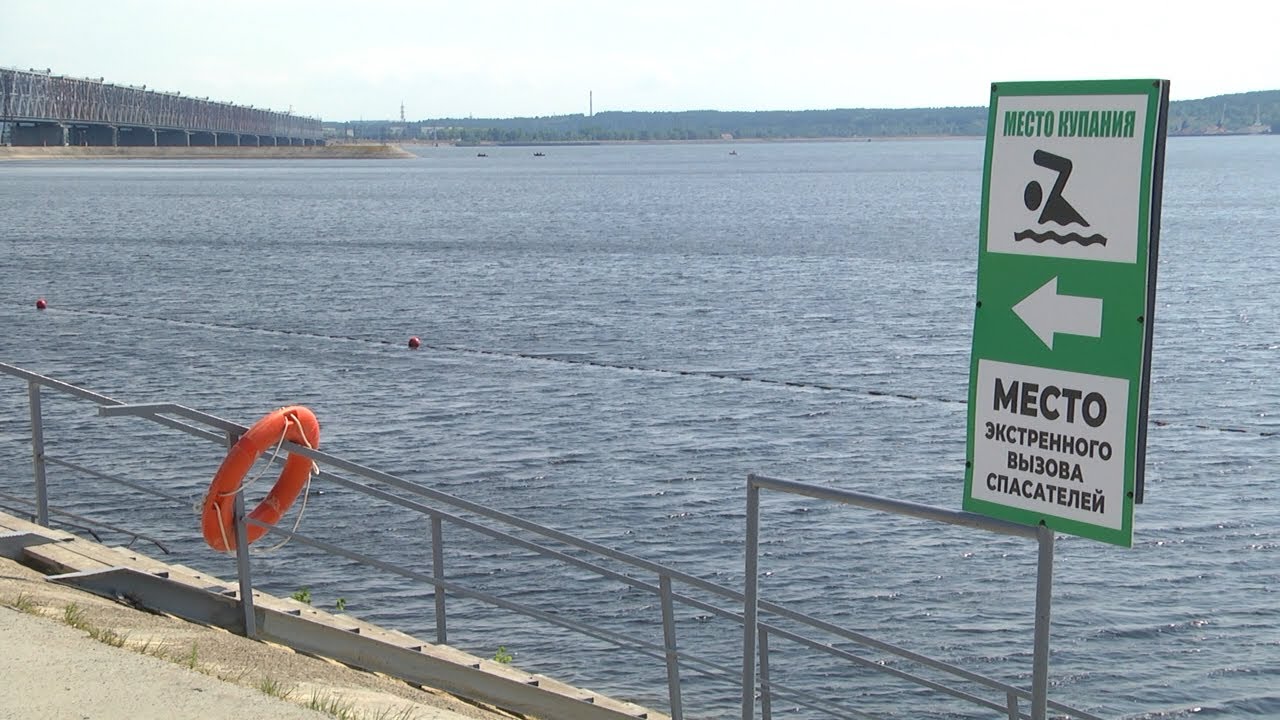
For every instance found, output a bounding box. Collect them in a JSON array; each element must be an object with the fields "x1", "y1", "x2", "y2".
[
  {"x1": 134, "y1": 637, "x2": 168, "y2": 659},
  {"x1": 3, "y1": 592, "x2": 39, "y2": 614},
  {"x1": 303, "y1": 692, "x2": 419, "y2": 720},
  {"x1": 217, "y1": 668, "x2": 250, "y2": 684},
  {"x1": 307, "y1": 691, "x2": 359, "y2": 719},
  {"x1": 258, "y1": 676, "x2": 292, "y2": 700},
  {"x1": 62, "y1": 603, "x2": 92, "y2": 631},
  {"x1": 58, "y1": 603, "x2": 130, "y2": 648},
  {"x1": 87, "y1": 626, "x2": 129, "y2": 647},
  {"x1": 183, "y1": 642, "x2": 199, "y2": 670},
  {"x1": 56, "y1": 602, "x2": 129, "y2": 648}
]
